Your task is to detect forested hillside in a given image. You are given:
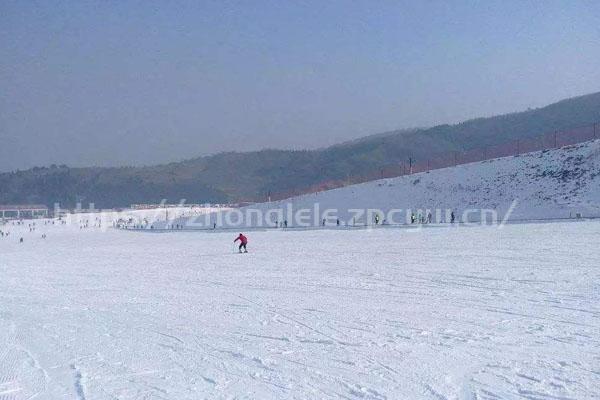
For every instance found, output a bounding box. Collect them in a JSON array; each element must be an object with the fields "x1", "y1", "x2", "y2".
[{"x1": 2, "y1": 92, "x2": 599, "y2": 208}]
